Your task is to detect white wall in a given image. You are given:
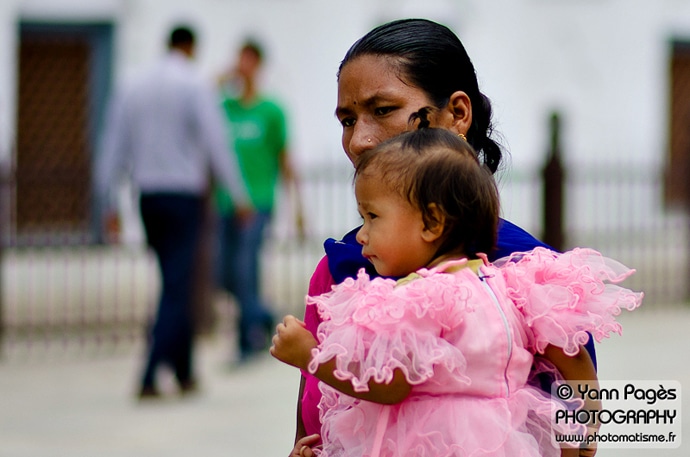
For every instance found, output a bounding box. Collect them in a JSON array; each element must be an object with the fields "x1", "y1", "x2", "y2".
[
  {"x1": 0, "y1": 0, "x2": 19, "y2": 164},
  {"x1": 4, "y1": 0, "x2": 690, "y2": 181}
]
